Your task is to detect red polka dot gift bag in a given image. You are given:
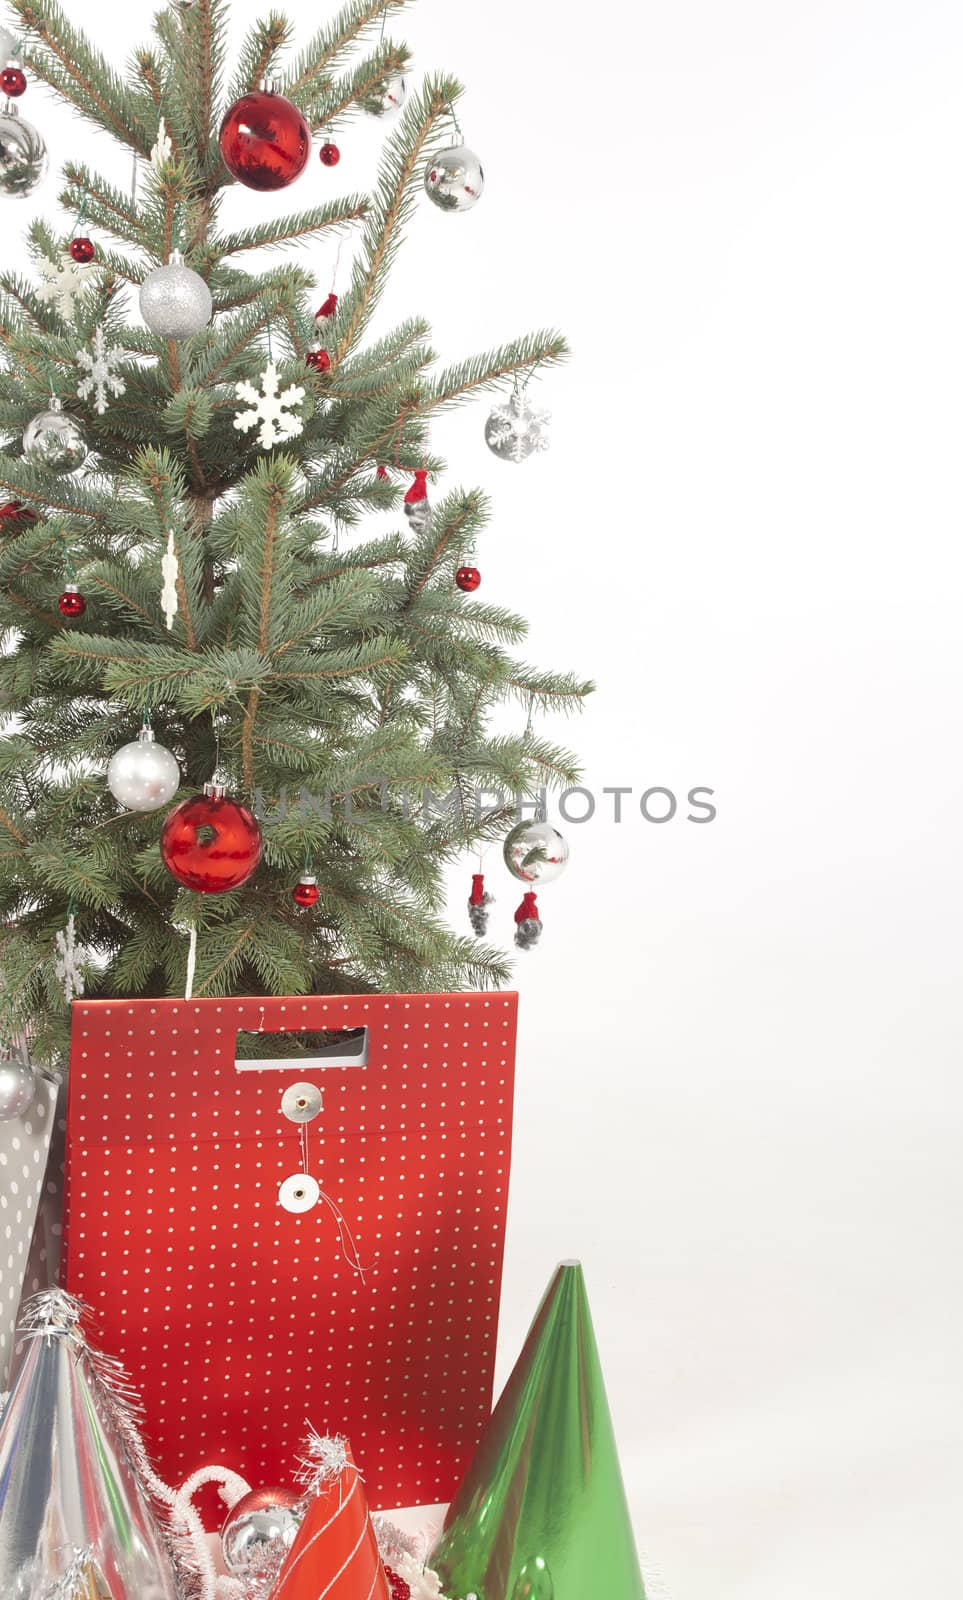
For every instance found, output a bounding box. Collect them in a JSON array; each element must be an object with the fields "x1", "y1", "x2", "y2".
[{"x1": 61, "y1": 992, "x2": 518, "y2": 1511}]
